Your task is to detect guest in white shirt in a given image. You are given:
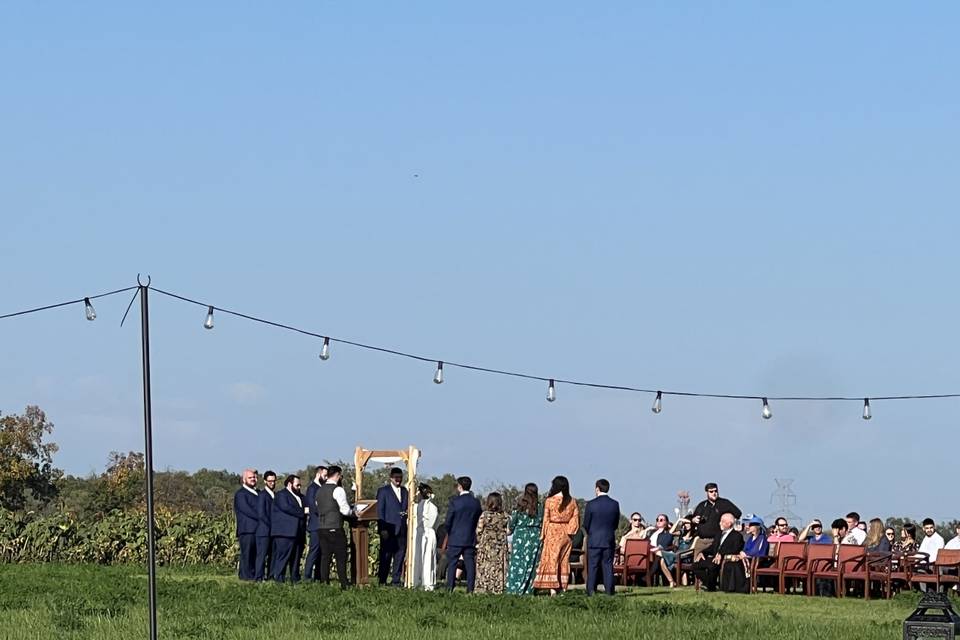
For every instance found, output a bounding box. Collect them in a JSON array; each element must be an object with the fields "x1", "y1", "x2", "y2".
[
  {"x1": 843, "y1": 512, "x2": 867, "y2": 545},
  {"x1": 945, "y1": 523, "x2": 960, "y2": 551},
  {"x1": 919, "y1": 518, "x2": 946, "y2": 564}
]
